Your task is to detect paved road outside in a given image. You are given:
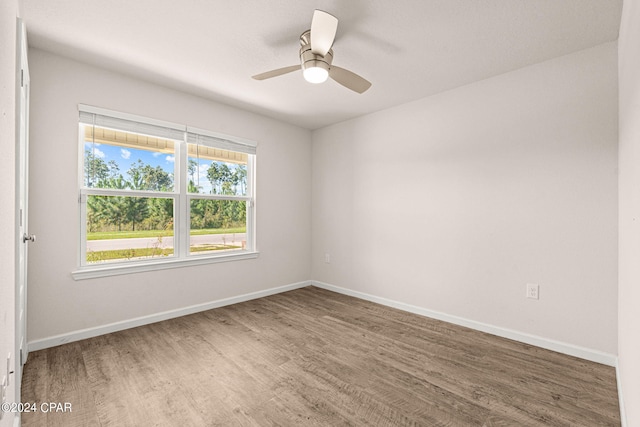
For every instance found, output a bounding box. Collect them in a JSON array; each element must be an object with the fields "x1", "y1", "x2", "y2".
[{"x1": 87, "y1": 233, "x2": 246, "y2": 251}]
